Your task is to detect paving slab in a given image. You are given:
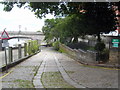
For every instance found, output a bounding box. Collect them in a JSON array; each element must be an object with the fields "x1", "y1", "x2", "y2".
[
  {"x1": 54, "y1": 52, "x2": 119, "y2": 88},
  {"x1": 1, "y1": 52, "x2": 44, "y2": 88},
  {"x1": 0, "y1": 46, "x2": 119, "y2": 89}
]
